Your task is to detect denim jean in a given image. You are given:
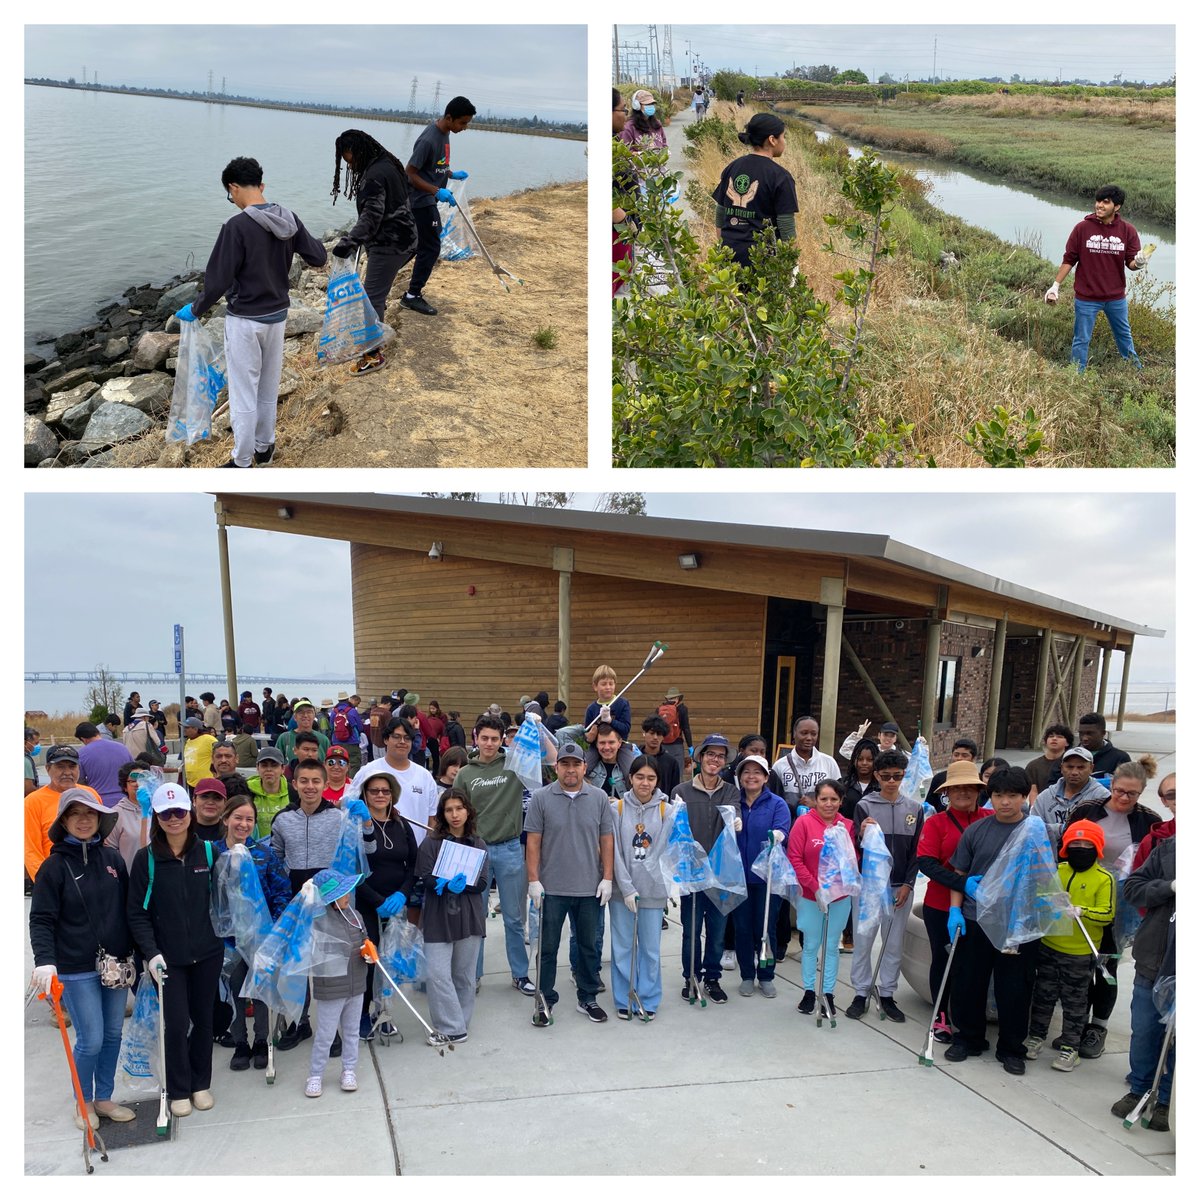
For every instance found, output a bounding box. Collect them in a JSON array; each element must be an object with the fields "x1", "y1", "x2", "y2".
[
  {"x1": 1072, "y1": 297, "x2": 1142, "y2": 372},
  {"x1": 569, "y1": 902, "x2": 605, "y2": 977},
  {"x1": 609, "y1": 902, "x2": 664, "y2": 1013},
  {"x1": 540, "y1": 894, "x2": 602, "y2": 1006},
  {"x1": 60, "y1": 972, "x2": 128, "y2": 1103},
  {"x1": 1127, "y1": 974, "x2": 1174, "y2": 1103},
  {"x1": 795, "y1": 896, "x2": 851, "y2": 994},
  {"x1": 475, "y1": 837, "x2": 528, "y2": 981},
  {"x1": 730, "y1": 884, "x2": 783, "y2": 982},
  {"x1": 679, "y1": 892, "x2": 728, "y2": 981}
]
